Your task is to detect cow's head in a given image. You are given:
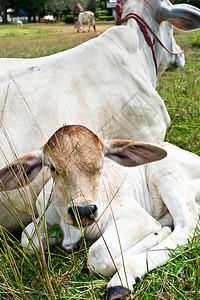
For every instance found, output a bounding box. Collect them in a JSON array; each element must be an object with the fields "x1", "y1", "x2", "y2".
[
  {"x1": 154, "y1": 0, "x2": 200, "y2": 76},
  {"x1": 154, "y1": 0, "x2": 200, "y2": 77},
  {"x1": 0, "y1": 125, "x2": 167, "y2": 228},
  {"x1": 124, "y1": 0, "x2": 200, "y2": 78}
]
